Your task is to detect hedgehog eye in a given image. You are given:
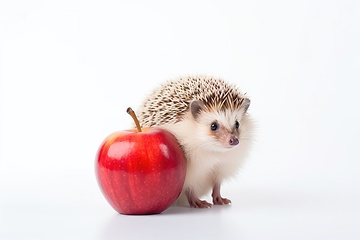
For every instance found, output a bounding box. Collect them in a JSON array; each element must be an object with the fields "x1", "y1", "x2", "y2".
[
  {"x1": 235, "y1": 120, "x2": 240, "y2": 129},
  {"x1": 210, "y1": 122, "x2": 218, "y2": 131}
]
